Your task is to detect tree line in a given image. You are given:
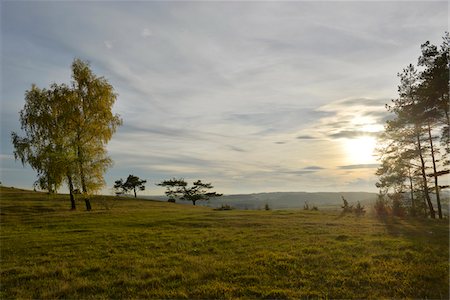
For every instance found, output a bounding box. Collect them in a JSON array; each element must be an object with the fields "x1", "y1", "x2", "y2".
[
  {"x1": 376, "y1": 33, "x2": 449, "y2": 219},
  {"x1": 113, "y1": 176, "x2": 222, "y2": 205}
]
